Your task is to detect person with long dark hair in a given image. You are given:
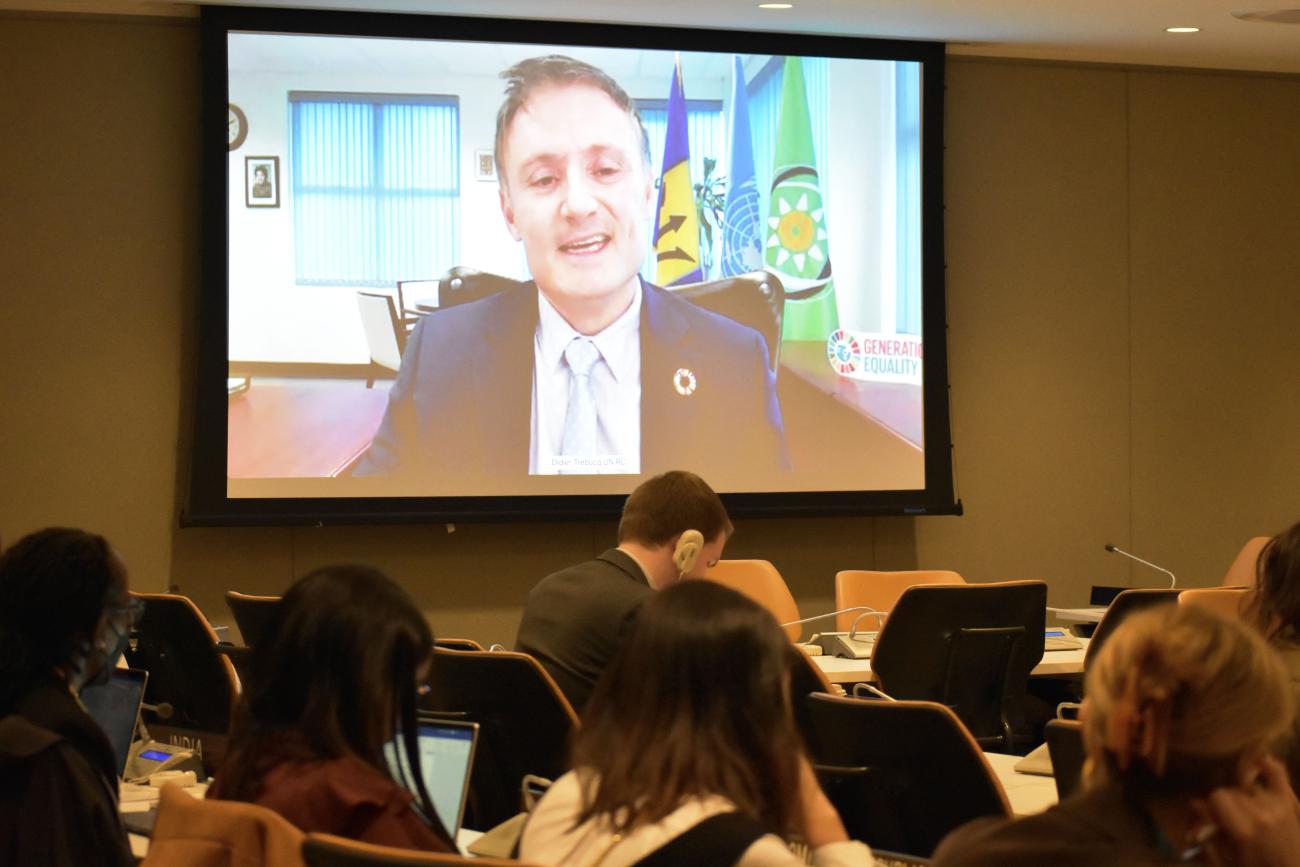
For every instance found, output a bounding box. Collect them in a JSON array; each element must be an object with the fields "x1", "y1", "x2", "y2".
[
  {"x1": 1245, "y1": 518, "x2": 1300, "y2": 783},
  {"x1": 519, "y1": 579, "x2": 872, "y2": 866},
  {"x1": 0, "y1": 527, "x2": 137, "y2": 867},
  {"x1": 208, "y1": 565, "x2": 455, "y2": 851}
]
